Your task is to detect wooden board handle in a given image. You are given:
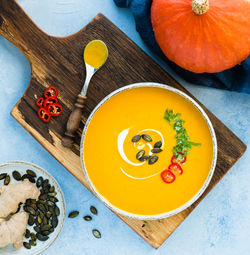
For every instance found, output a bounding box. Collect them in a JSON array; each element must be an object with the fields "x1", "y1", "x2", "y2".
[
  {"x1": 0, "y1": 0, "x2": 46, "y2": 58},
  {"x1": 62, "y1": 94, "x2": 87, "y2": 148}
]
